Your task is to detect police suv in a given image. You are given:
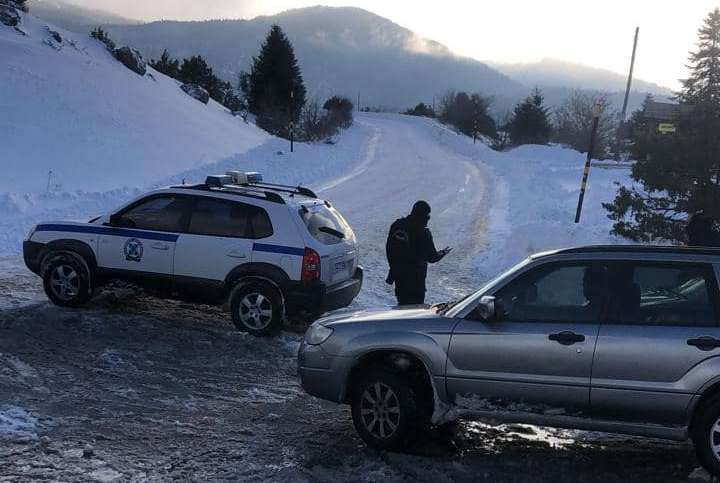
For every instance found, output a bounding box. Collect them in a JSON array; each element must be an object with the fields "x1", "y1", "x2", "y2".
[{"x1": 23, "y1": 172, "x2": 363, "y2": 336}]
